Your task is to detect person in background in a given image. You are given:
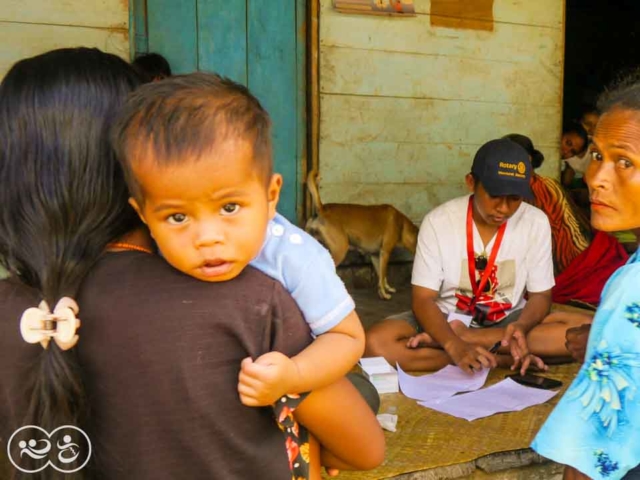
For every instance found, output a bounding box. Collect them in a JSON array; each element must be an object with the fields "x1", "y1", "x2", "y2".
[
  {"x1": 561, "y1": 121, "x2": 590, "y2": 188},
  {"x1": 365, "y1": 139, "x2": 584, "y2": 374},
  {"x1": 132, "y1": 52, "x2": 172, "y2": 82},
  {"x1": 579, "y1": 105, "x2": 600, "y2": 138}
]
